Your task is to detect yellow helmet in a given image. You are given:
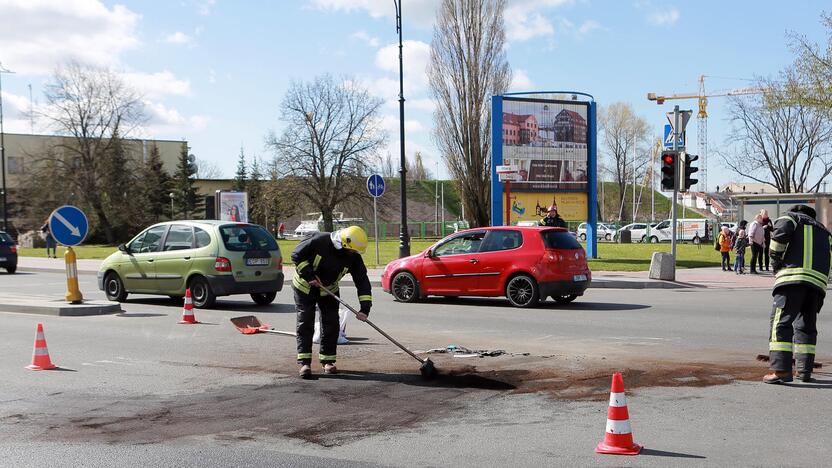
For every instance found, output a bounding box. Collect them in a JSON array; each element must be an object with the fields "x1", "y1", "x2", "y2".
[{"x1": 339, "y1": 226, "x2": 368, "y2": 254}]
